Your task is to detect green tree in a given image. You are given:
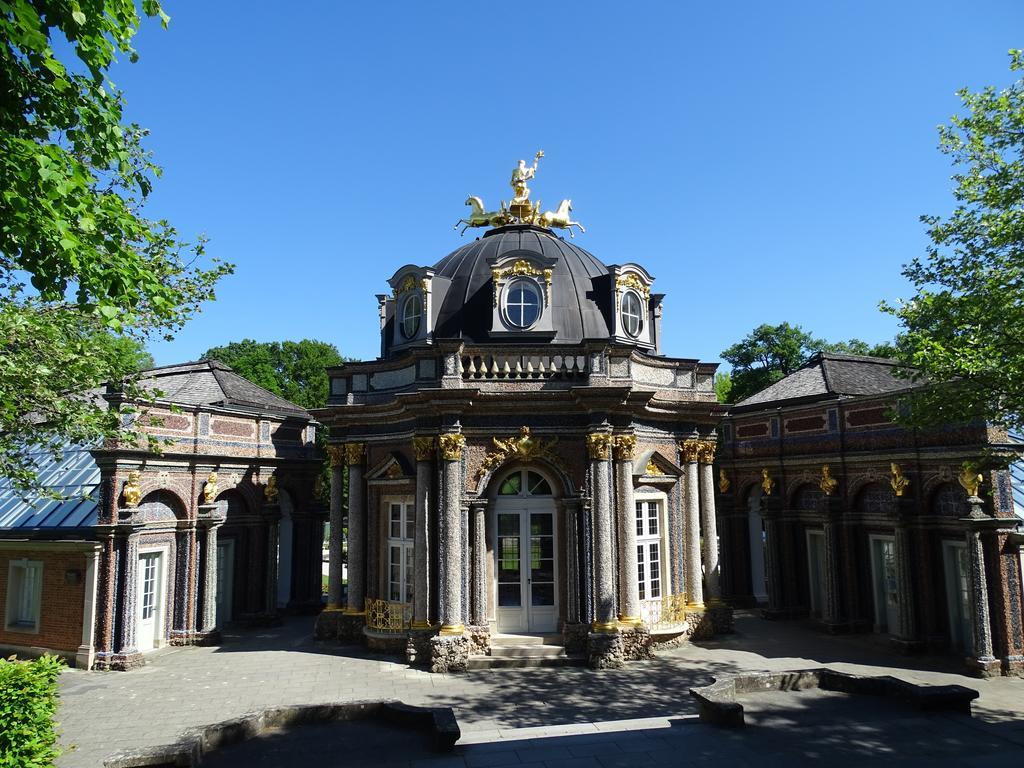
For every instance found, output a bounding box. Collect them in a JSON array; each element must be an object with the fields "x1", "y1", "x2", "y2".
[
  {"x1": 884, "y1": 50, "x2": 1024, "y2": 432},
  {"x1": 714, "y1": 370, "x2": 732, "y2": 403},
  {"x1": 201, "y1": 339, "x2": 345, "y2": 410},
  {"x1": 1, "y1": 1, "x2": 232, "y2": 491},
  {"x1": 721, "y1": 322, "x2": 895, "y2": 403}
]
